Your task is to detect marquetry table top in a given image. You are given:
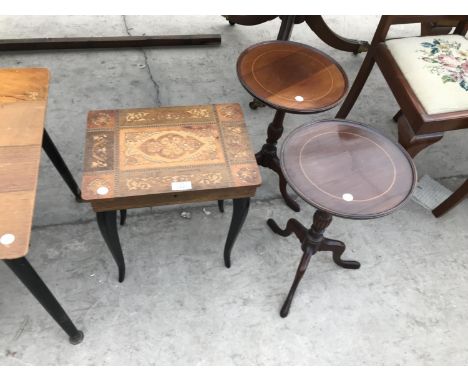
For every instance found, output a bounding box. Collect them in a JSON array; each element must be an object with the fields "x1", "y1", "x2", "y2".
[
  {"x1": 82, "y1": 103, "x2": 262, "y2": 211},
  {"x1": 0, "y1": 68, "x2": 49, "y2": 259}
]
